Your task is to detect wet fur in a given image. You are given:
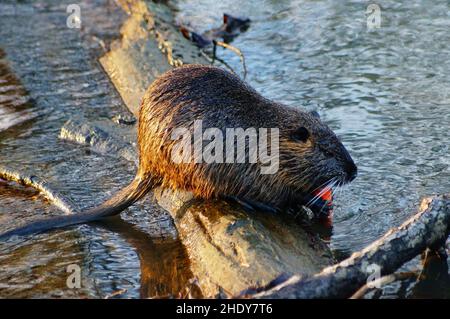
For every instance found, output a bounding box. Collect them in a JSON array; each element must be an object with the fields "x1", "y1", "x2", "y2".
[
  {"x1": 0, "y1": 64, "x2": 356, "y2": 239},
  {"x1": 138, "y1": 65, "x2": 355, "y2": 208}
]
